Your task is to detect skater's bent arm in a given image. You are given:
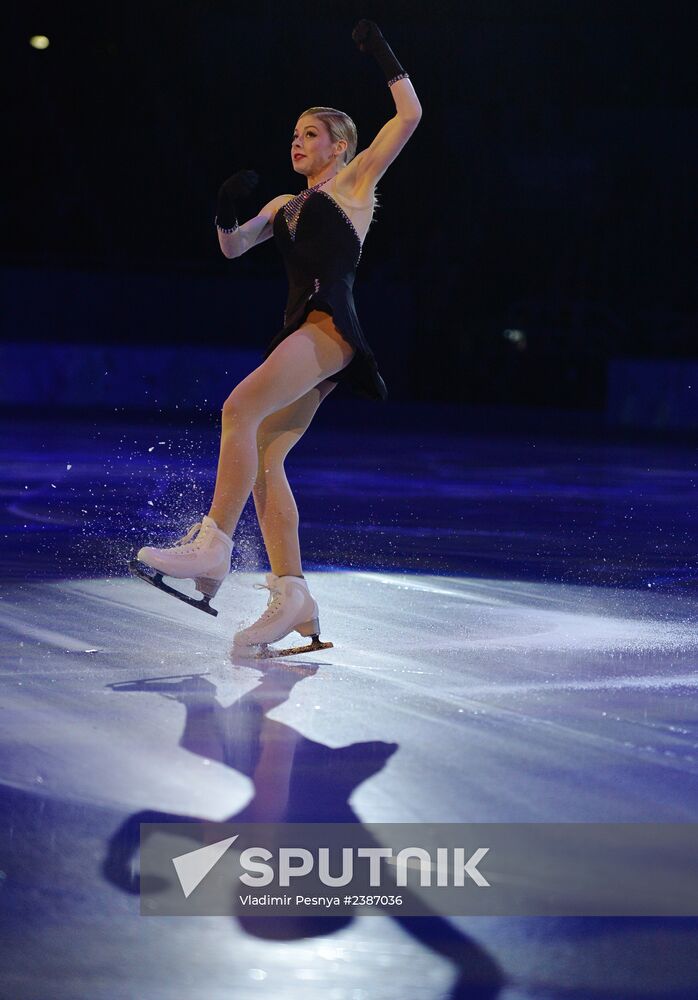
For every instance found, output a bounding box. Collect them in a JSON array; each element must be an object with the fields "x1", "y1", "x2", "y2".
[
  {"x1": 350, "y1": 78, "x2": 422, "y2": 190},
  {"x1": 218, "y1": 195, "x2": 291, "y2": 259}
]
